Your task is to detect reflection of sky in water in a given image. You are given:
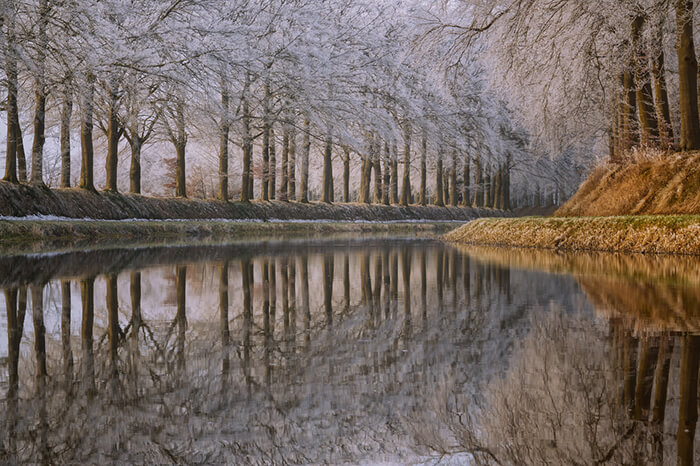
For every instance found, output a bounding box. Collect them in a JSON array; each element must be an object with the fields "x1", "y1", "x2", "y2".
[{"x1": 0, "y1": 240, "x2": 697, "y2": 464}]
